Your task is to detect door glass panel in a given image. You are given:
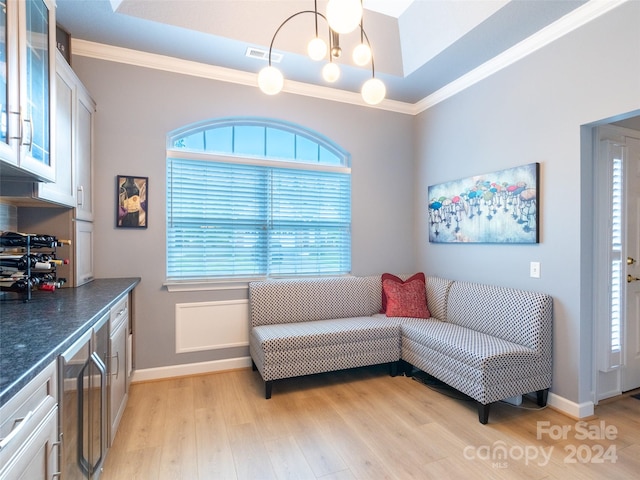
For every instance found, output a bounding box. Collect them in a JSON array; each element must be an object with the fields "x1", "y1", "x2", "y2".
[
  {"x1": 25, "y1": 0, "x2": 50, "y2": 165},
  {"x1": 0, "y1": 5, "x2": 7, "y2": 145},
  {"x1": 610, "y1": 156, "x2": 623, "y2": 354}
]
